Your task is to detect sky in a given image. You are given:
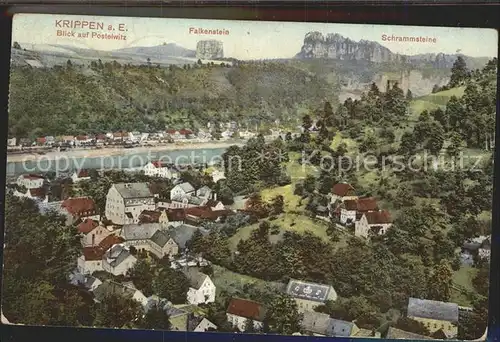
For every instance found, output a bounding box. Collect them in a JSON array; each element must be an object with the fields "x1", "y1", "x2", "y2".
[{"x1": 12, "y1": 13, "x2": 498, "y2": 59}]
